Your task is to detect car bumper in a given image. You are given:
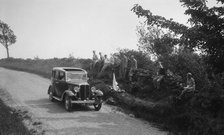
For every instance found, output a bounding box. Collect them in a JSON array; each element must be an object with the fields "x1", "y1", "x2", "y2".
[{"x1": 71, "y1": 100, "x2": 100, "y2": 104}]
